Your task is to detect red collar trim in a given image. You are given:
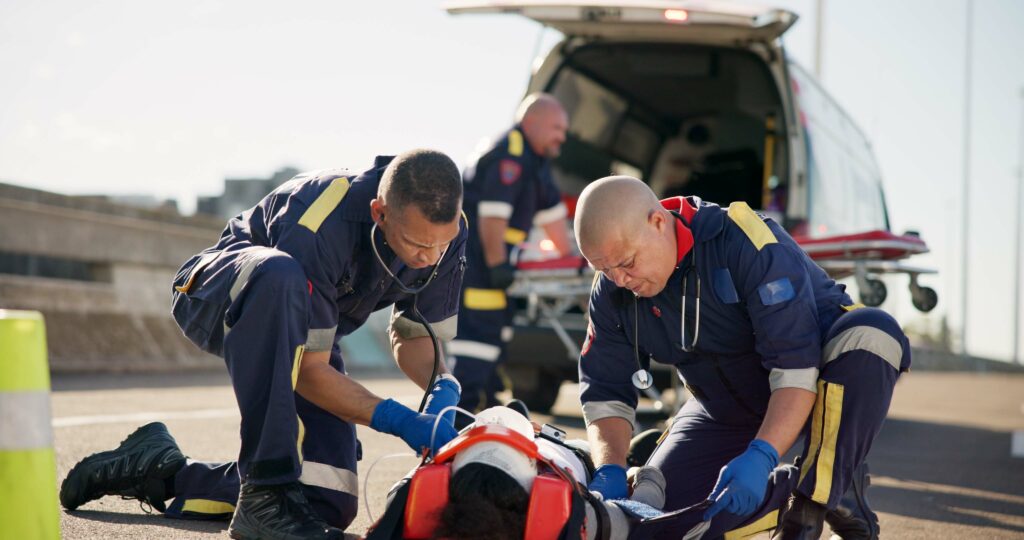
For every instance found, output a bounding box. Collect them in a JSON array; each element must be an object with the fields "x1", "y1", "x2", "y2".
[{"x1": 660, "y1": 197, "x2": 697, "y2": 266}]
